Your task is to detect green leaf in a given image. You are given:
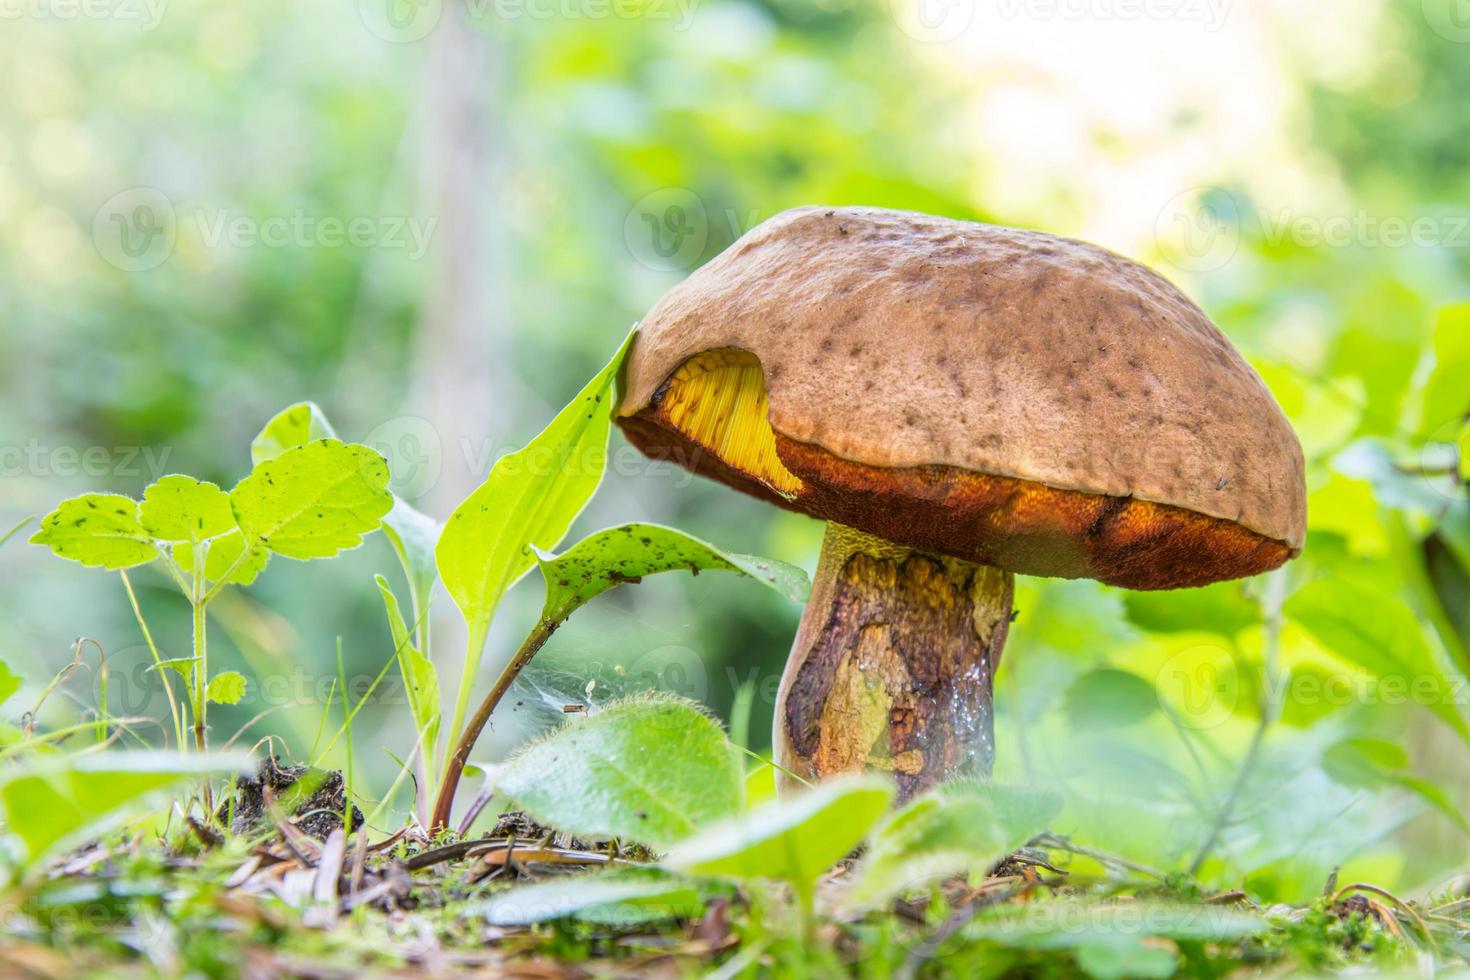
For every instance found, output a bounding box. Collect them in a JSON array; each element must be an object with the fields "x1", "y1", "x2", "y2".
[
  {"x1": 206, "y1": 671, "x2": 248, "y2": 705},
  {"x1": 847, "y1": 781, "x2": 1062, "y2": 909},
  {"x1": 536, "y1": 522, "x2": 810, "y2": 622},
  {"x1": 473, "y1": 868, "x2": 701, "y2": 927},
  {"x1": 0, "y1": 659, "x2": 21, "y2": 707},
  {"x1": 967, "y1": 898, "x2": 1265, "y2": 948},
  {"x1": 437, "y1": 330, "x2": 634, "y2": 657},
  {"x1": 1074, "y1": 941, "x2": 1179, "y2": 980},
  {"x1": 147, "y1": 656, "x2": 201, "y2": 681},
  {"x1": 1419, "y1": 304, "x2": 1470, "y2": 439},
  {"x1": 230, "y1": 439, "x2": 393, "y2": 560},
  {"x1": 382, "y1": 498, "x2": 442, "y2": 628},
  {"x1": 30, "y1": 494, "x2": 158, "y2": 570},
  {"x1": 1063, "y1": 668, "x2": 1160, "y2": 732},
  {"x1": 1122, "y1": 582, "x2": 1259, "y2": 636},
  {"x1": 176, "y1": 530, "x2": 270, "y2": 588},
  {"x1": 251, "y1": 401, "x2": 337, "y2": 465},
  {"x1": 1324, "y1": 737, "x2": 1470, "y2": 834},
  {"x1": 0, "y1": 750, "x2": 252, "y2": 868},
  {"x1": 1286, "y1": 578, "x2": 1470, "y2": 742},
  {"x1": 664, "y1": 775, "x2": 893, "y2": 889},
  {"x1": 1459, "y1": 420, "x2": 1470, "y2": 483},
  {"x1": 497, "y1": 696, "x2": 742, "y2": 848},
  {"x1": 375, "y1": 575, "x2": 439, "y2": 751},
  {"x1": 138, "y1": 475, "x2": 234, "y2": 544}
]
